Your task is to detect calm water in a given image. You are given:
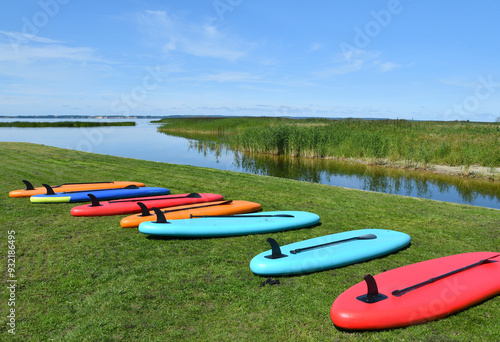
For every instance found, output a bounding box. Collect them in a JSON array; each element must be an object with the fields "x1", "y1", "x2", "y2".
[{"x1": 1, "y1": 119, "x2": 499, "y2": 209}]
